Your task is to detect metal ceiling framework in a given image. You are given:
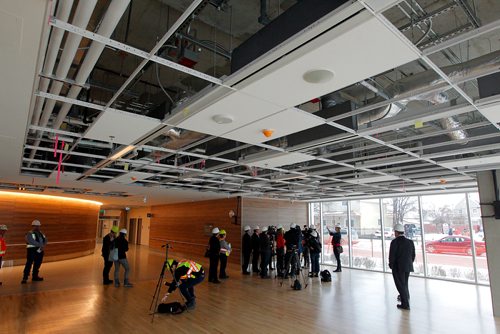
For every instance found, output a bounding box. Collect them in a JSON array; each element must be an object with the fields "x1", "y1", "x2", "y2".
[{"x1": 20, "y1": 0, "x2": 500, "y2": 202}]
